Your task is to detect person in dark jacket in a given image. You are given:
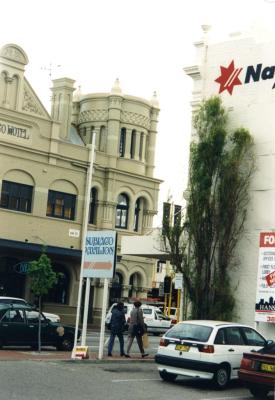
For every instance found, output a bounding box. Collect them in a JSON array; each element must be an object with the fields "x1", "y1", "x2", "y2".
[{"x1": 108, "y1": 302, "x2": 126, "y2": 357}]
